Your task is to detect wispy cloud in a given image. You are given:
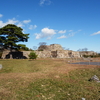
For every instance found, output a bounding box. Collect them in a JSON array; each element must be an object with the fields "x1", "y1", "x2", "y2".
[
  {"x1": 39, "y1": 0, "x2": 51, "y2": 6},
  {"x1": 57, "y1": 35, "x2": 67, "y2": 39},
  {"x1": 17, "y1": 22, "x2": 23, "y2": 27},
  {"x1": 23, "y1": 20, "x2": 31, "y2": 24},
  {"x1": 35, "y1": 27, "x2": 56, "y2": 39},
  {"x1": 0, "y1": 15, "x2": 37, "y2": 33},
  {"x1": 0, "y1": 18, "x2": 19, "y2": 28},
  {"x1": 0, "y1": 14, "x2": 3, "y2": 18},
  {"x1": 0, "y1": 15, "x2": 33, "y2": 28},
  {"x1": 29, "y1": 25, "x2": 37, "y2": 30},
  {"x1": 57, "y1": 30, "x2": 81, "y2": 39},
  {"x1": 91, "y1": 31, "x2": 100, "y2": 36},
  {"x1": 7, "y1": 18, "x2": 19, "y2": 25},
  {"x1": 58, "y1": 30, "x2": 66, "y2": 34}
]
